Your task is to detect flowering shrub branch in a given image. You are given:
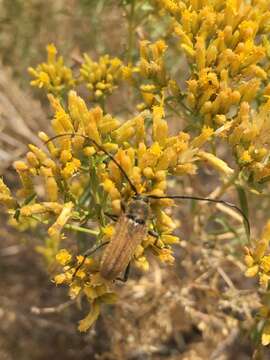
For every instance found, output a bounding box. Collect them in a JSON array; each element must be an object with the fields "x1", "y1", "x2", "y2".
[{"x1": 1, "y1": 0, "x2": 270, "y2": 346}]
